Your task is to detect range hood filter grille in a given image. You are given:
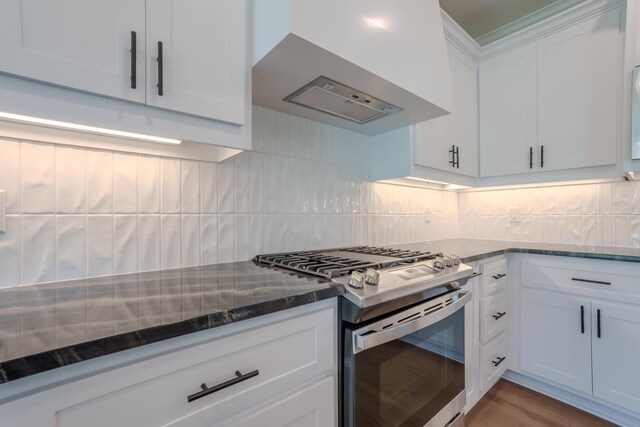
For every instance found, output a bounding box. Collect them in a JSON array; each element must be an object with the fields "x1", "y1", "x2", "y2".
[{"x1": 283, "y1": 76, "x2": 402, "y2": 124}]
